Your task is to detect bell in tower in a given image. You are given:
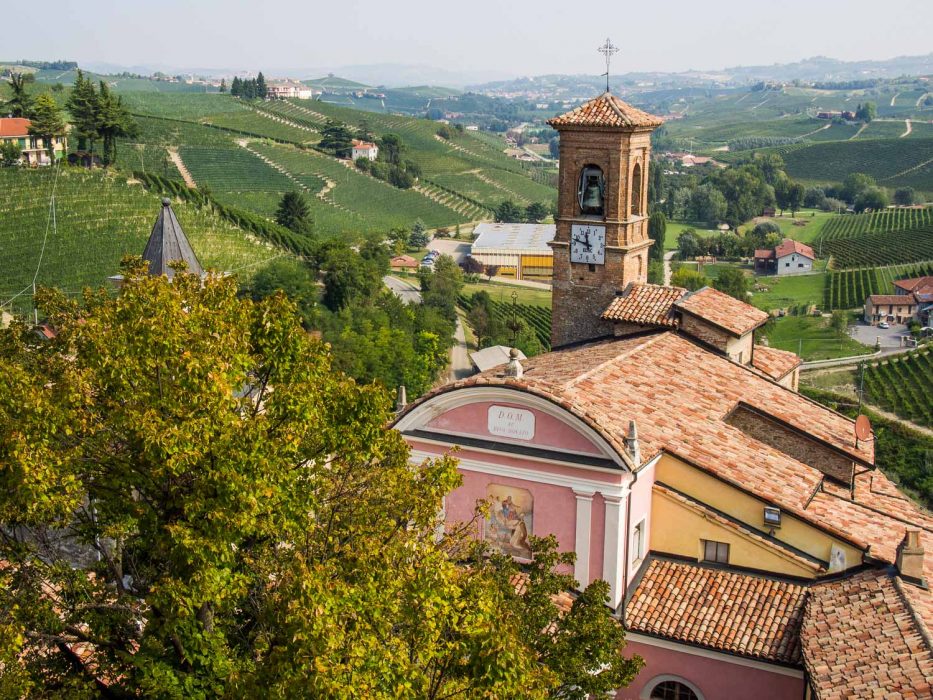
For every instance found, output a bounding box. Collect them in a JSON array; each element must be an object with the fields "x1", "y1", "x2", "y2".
[{"x1": 578, "y1": 166, "x2": 605, "y2": 216}]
